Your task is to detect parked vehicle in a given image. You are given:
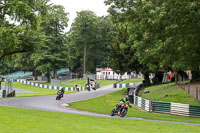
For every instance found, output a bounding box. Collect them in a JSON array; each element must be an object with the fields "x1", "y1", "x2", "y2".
[{"x1": 110, "y1": 103, "x2": 131, "y2": 117}]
